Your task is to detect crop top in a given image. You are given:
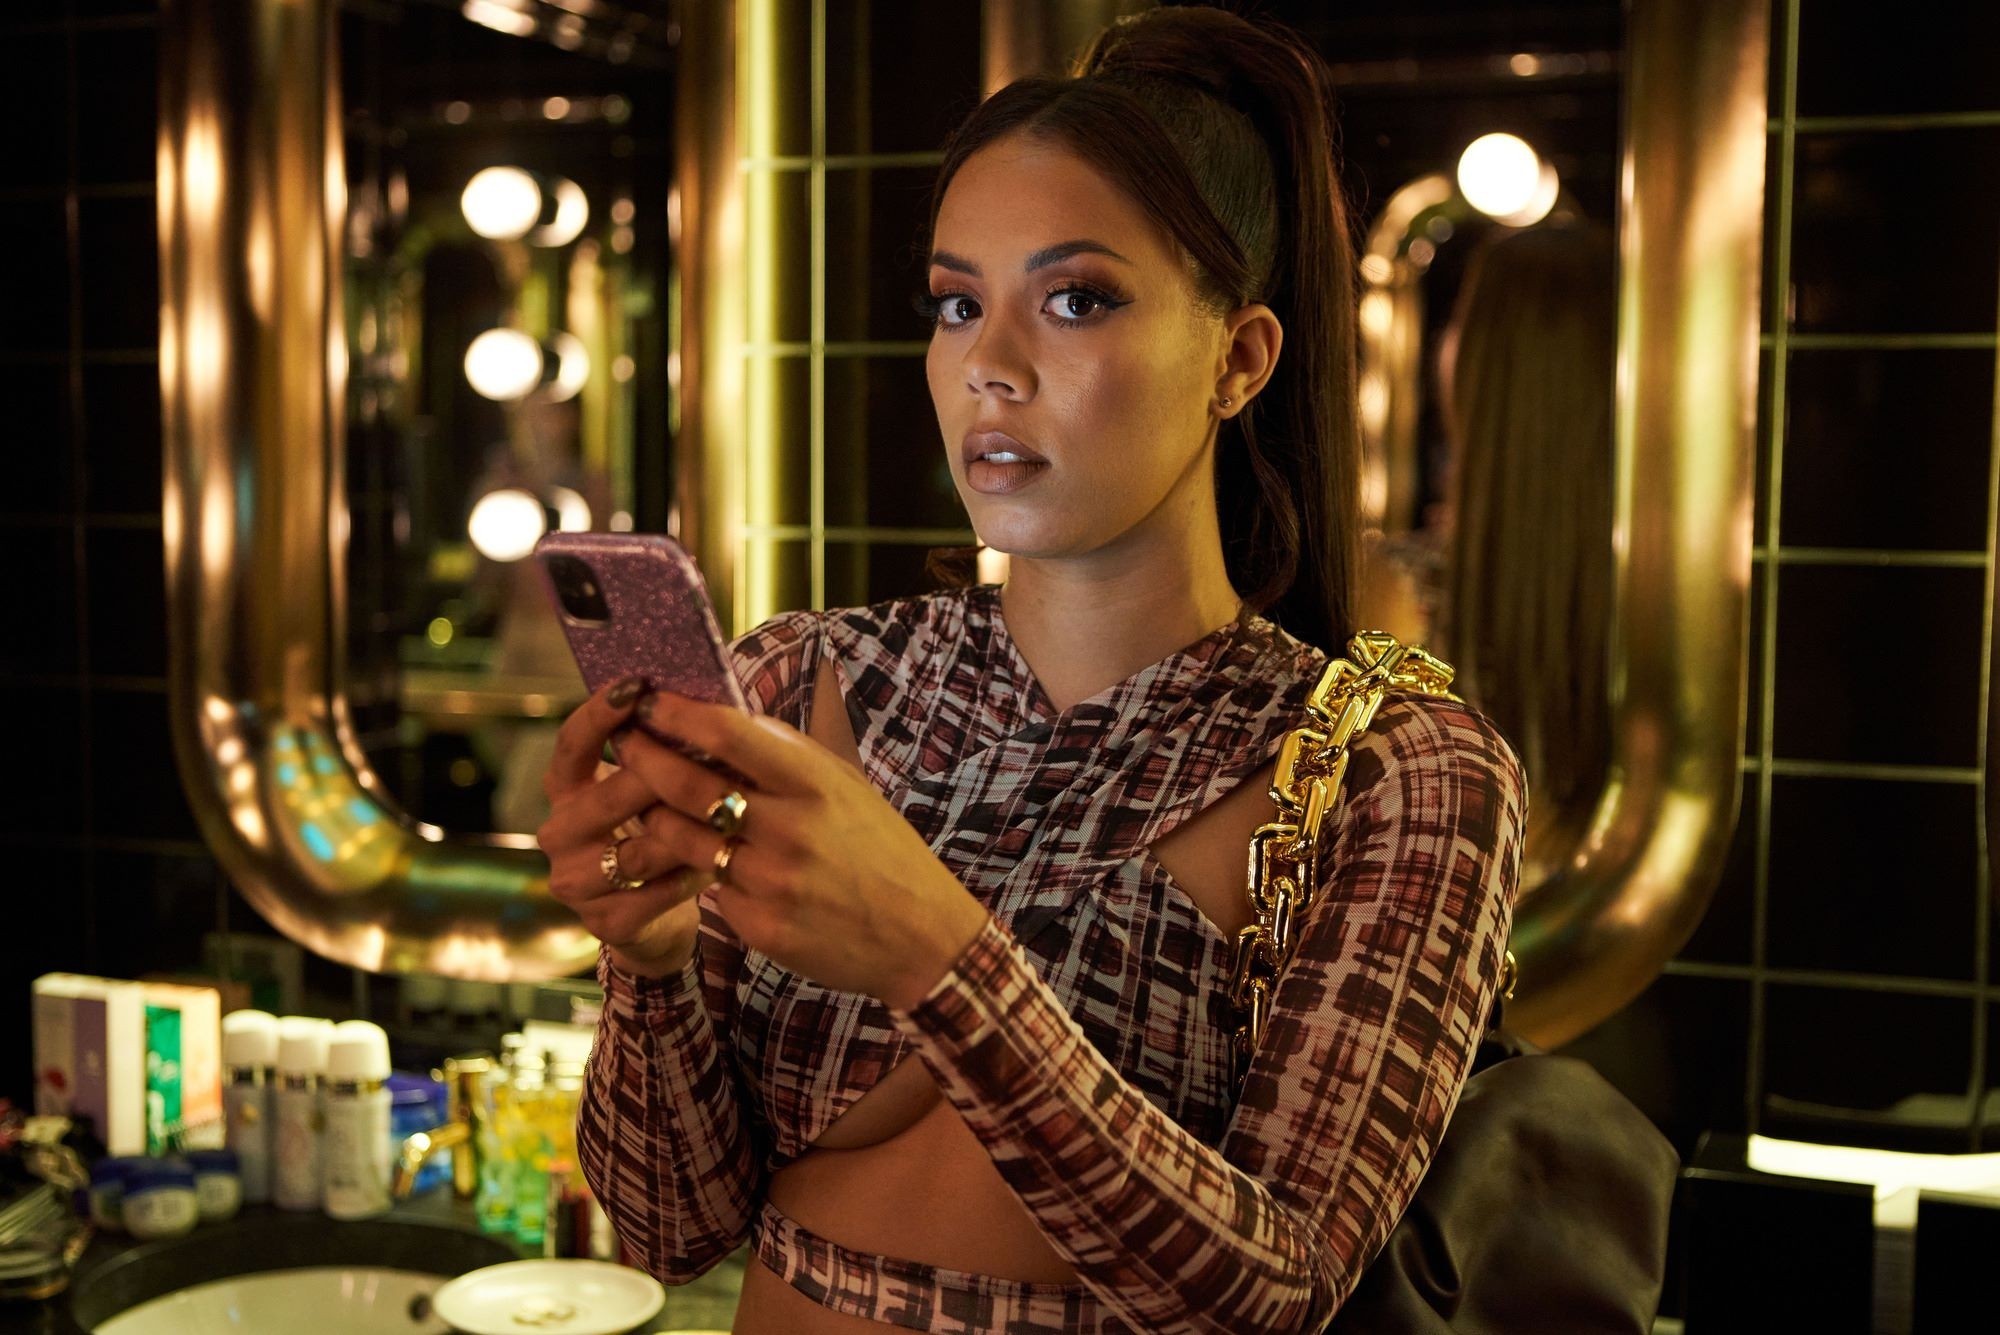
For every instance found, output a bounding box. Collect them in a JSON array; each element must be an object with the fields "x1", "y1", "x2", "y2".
[{"x1": 577, "y1": 582, "x2": 1527, "y2": 1332}]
